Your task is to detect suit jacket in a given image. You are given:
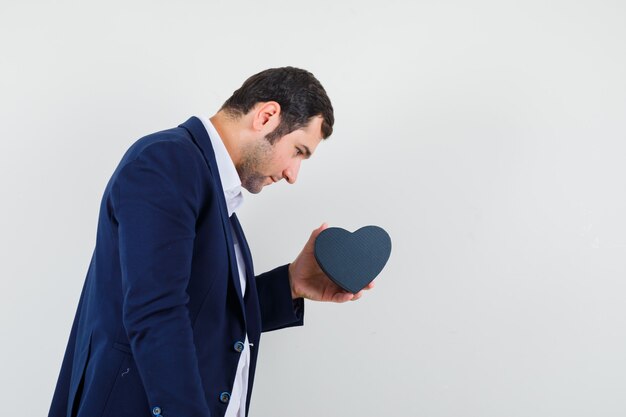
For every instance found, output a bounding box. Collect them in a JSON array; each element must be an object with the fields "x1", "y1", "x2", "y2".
[{"x1": 49, "y1": 117, "x2": 304, "y2": 417}]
